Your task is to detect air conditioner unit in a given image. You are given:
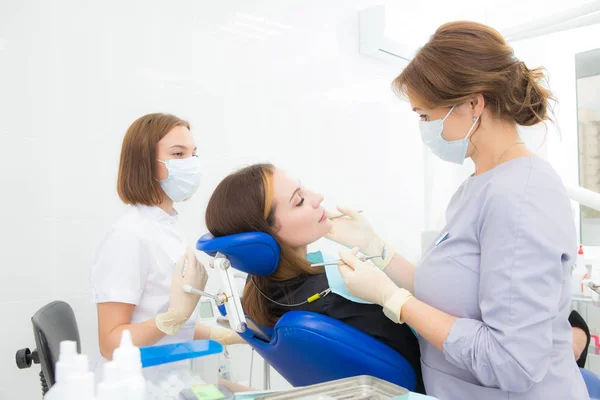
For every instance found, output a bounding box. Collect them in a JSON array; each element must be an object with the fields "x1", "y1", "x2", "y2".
[{"x1": 359, "y1": 5, "x2": 414, "y2": 66}]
